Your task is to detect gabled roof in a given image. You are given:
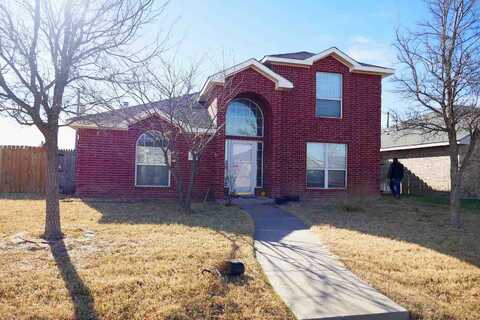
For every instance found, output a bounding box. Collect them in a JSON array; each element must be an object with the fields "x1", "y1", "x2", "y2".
[
  {"x1": 71, "y1": 48, "x2": 395, "y2": 131},
  {"x1": 262, "y1": 47, "x2": 394, "y2": 77},
  {"x1": 69, "y1": 93, "x2": 211, "y2": 130},
  {"x1": 199, "y1": 58, "x2": 294, "y2": 101}
]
